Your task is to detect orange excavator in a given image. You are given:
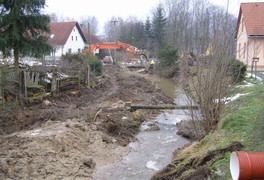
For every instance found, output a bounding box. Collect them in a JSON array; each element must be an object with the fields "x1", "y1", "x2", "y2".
[
  {"x1": 86, "y1": 41, "x2": 141, "y2": 55},
  {"x1": 83, "y1": 41, "x2": 148, "y2": 64}
]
